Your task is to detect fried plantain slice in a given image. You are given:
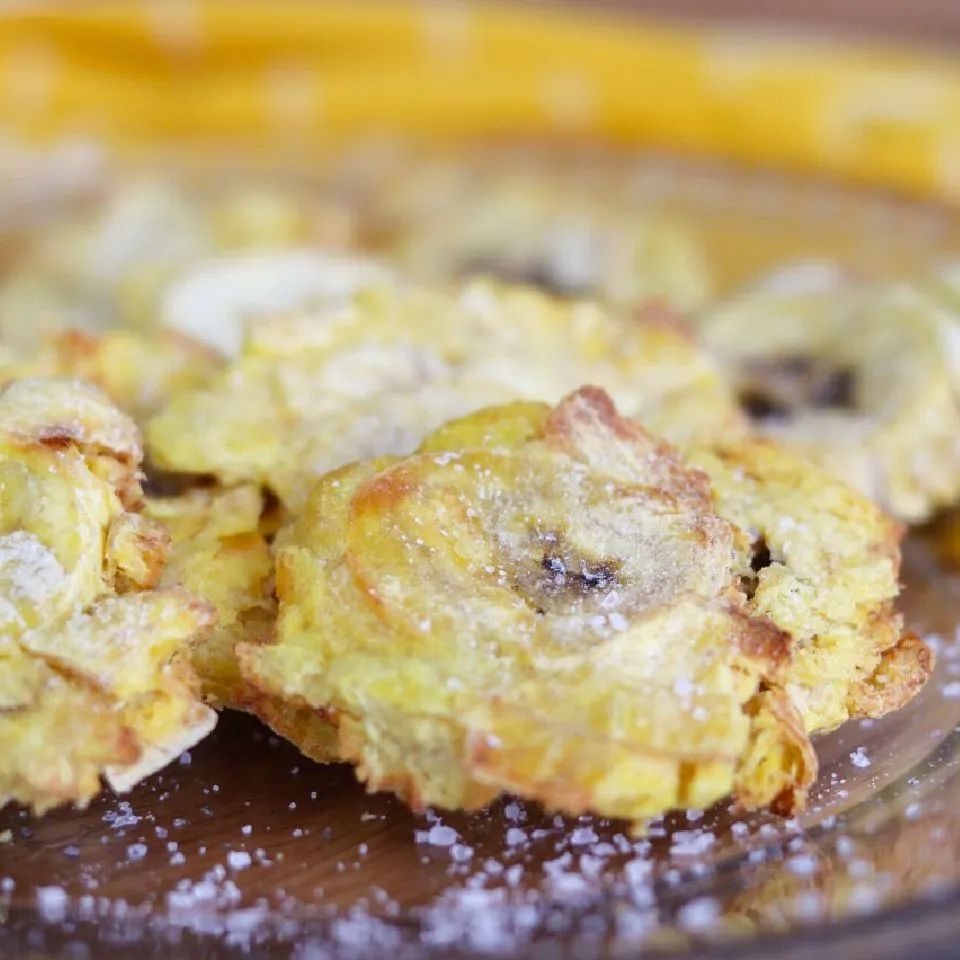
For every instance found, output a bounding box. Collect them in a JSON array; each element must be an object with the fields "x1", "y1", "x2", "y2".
[
  {"x1": 0, "y1": 328, "x2": 223, "y2": 424},
  {"x1": 697, "y1": 273, "x2": 960, "y2": 523},
  {"x1": 688, "y1": 439, "x2": 928, "y2": 735},
  {"x1": 159, "y1": 249, "x2": 394, "y2": 357},
  {"x1": 239, "y1": 388, "x2": 812, "y2": 822},
  {"x1": 0, "y1": 378, "x2": 216, "y2": 813},
  {"x1": 144, "y1": 485, "x2": 339, "y2": 762},
  {"x1": 0, "y1": 637, "x2": 137, "y2": 816},
  {"x1": 148, "y1": 281, "x2": 744, "y2": 513},
  {"x1": 0, "y1": 175, "x2": 361, "y2": 351},
  {"x1": 144, "y1": 484, "x2": 272, "y2": 708},
  {"x1": 358, "y1": 150, "x2": 711, "y2": 312},
  {"x1": 17, "y1": 591, "x2": 217, "y2": 795}
]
